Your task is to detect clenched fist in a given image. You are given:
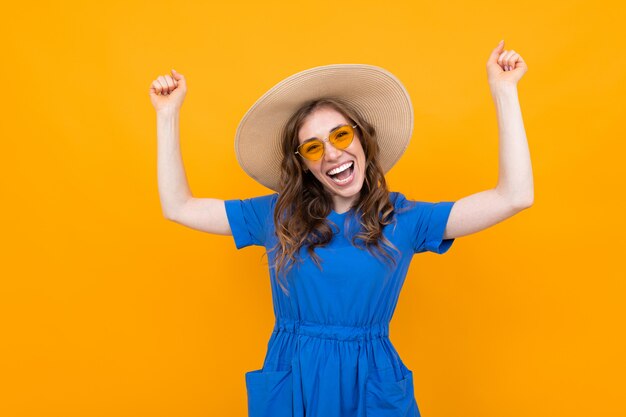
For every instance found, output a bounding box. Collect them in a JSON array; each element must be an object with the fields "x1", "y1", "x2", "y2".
[
  {"x1": 149, "y1": 69, "x2": 187, "y2": 115},
  {"x1": 486, "y1": 40, "x2": 528, "y2": 92}
]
